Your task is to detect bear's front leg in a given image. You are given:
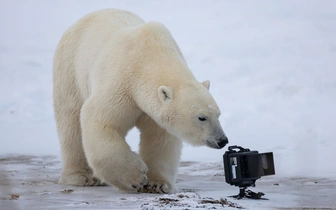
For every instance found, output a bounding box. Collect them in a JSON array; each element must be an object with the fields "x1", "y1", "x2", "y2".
[
  {"x1": 137, "y1": 114, "x2": 183, "y2": 194},
  {"x1": 80, "y1": 100, "x2": 148, "y2": 192}
]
